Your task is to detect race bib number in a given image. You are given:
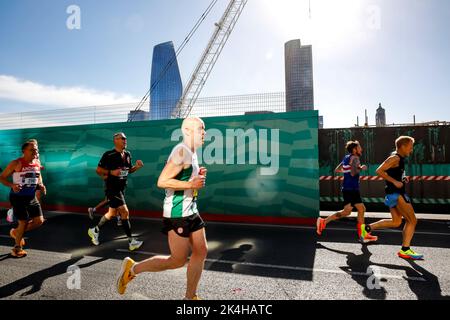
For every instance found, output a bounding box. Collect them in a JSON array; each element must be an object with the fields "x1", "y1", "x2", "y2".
[
  {"x1": 119, "y1": 170, "x2": 129, "y2": 178},
  {"x1": 24, "y1": 178, "x2": 39, "y2": 185}
]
